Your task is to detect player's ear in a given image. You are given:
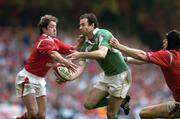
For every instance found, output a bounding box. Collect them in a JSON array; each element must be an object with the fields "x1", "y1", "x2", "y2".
[
  {"x1": 42, "y1": 27, "x2": 47, "y2": 33},
  {"x1": 91, "y1": 23, "x2": 95, "y2": 29}
]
